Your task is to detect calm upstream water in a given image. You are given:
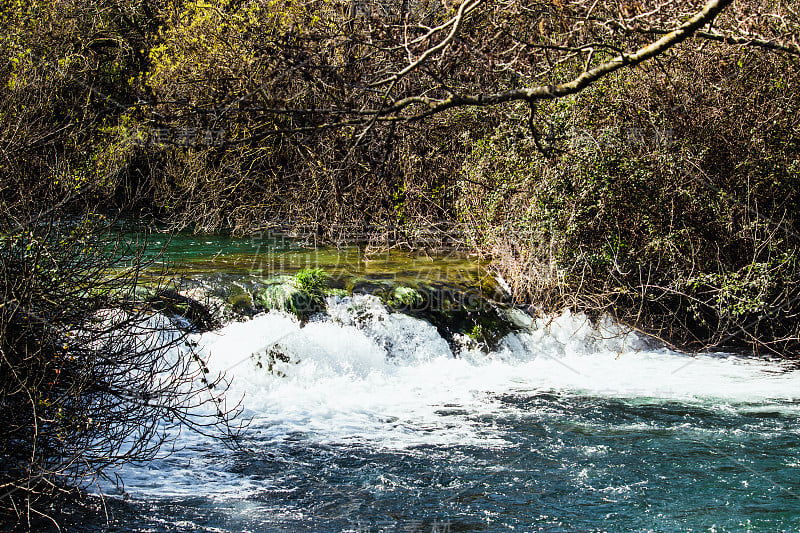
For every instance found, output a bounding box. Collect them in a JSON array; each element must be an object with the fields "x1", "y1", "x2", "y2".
[{"x1": 71, "y1": 233, "x2": 800, "y2": 531}]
